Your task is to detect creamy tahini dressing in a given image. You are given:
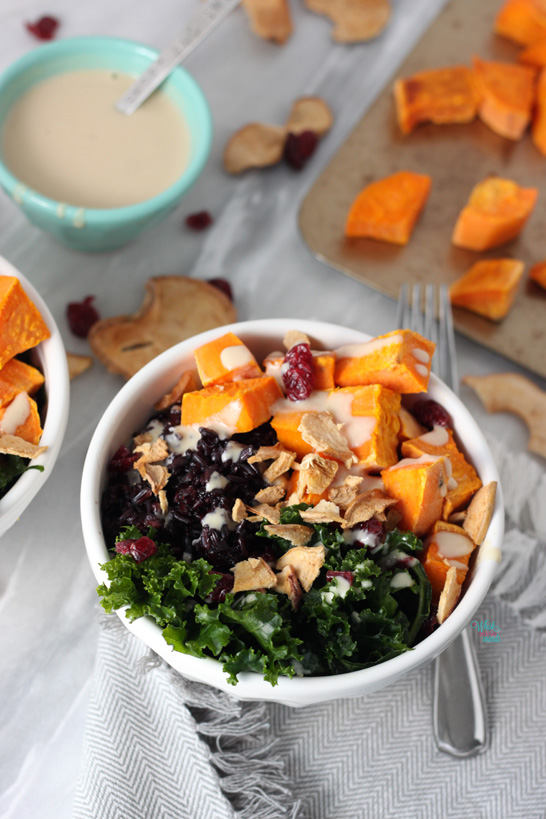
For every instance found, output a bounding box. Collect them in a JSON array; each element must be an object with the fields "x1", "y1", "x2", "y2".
[
  {"x1": 2, "y1": 70, "x2": 191, "y2": 209},
  {"x1": 0, "y1": 391, "x2": 31, "y2": 434},
  {"x1": 334, "y1": 334, "x2": 403, "y2": 360},
  {"x1": 416, "y1": 425, "x2": 449, "y2": 447},
  {"x1": 273, "y1": 389, "x2": 376, "y2": 449},
  {"x1": 433, "y1": 530, "x2": 473, "y2": 558},
  {"x1": 219, "y1": 345, "x2": 256, "y2": 373}
]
